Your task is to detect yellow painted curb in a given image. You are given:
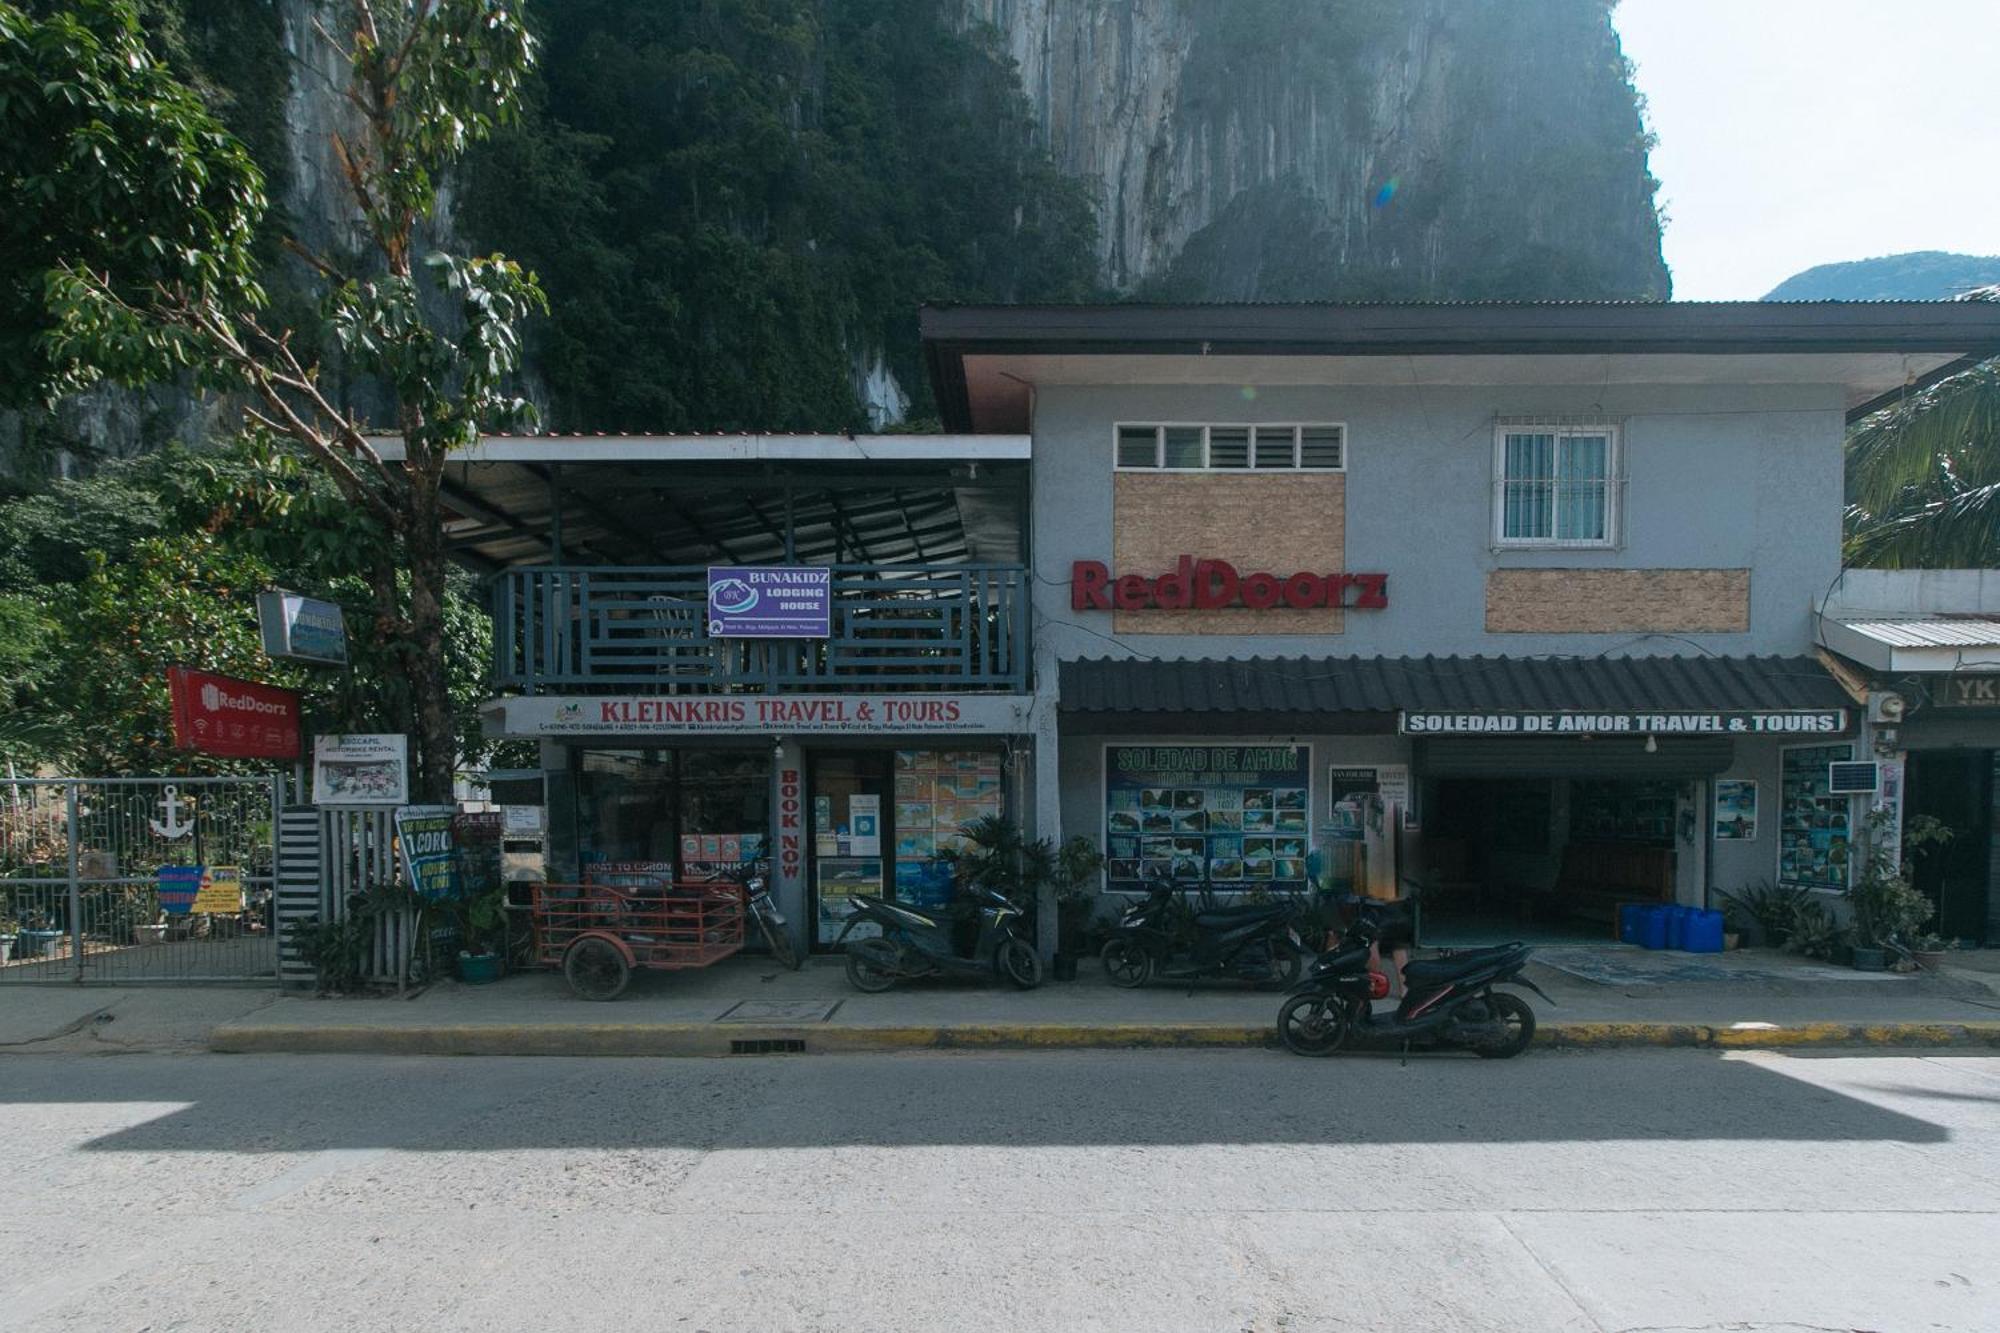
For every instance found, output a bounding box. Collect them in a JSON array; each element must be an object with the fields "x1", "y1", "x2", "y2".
[{"x1": 209, "y1": 1018, "x2": 2000, "y2": 1057}]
